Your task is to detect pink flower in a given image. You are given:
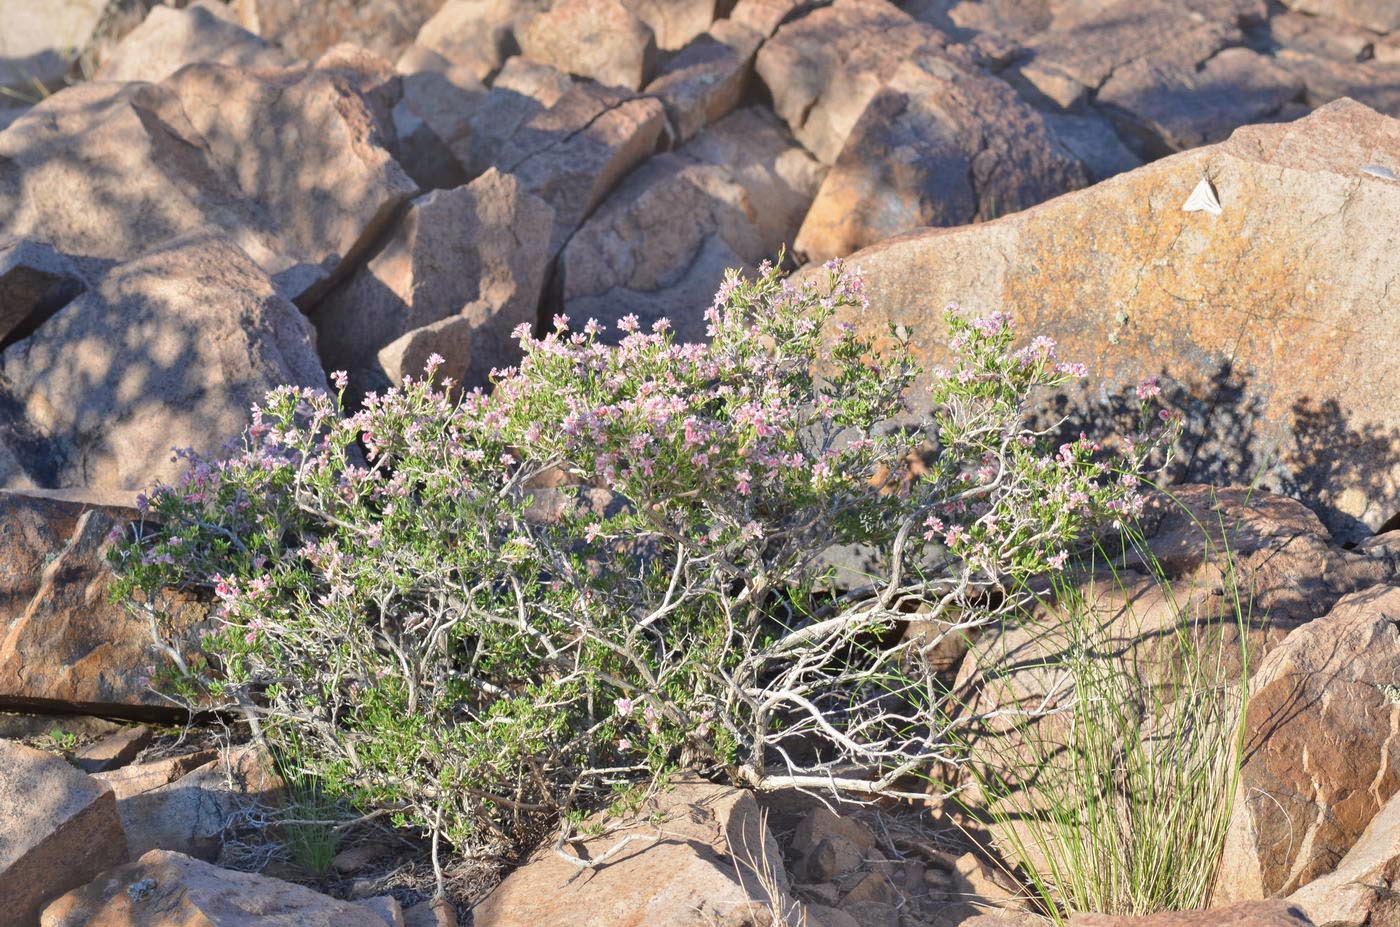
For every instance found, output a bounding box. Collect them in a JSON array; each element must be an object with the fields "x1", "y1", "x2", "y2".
[
  {"x1": 1136, "y1": 376, "x2": 1161, "y2": 400},
  {"x1": 614, "y1": 697, "x2": 634, "y2": 717}
]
